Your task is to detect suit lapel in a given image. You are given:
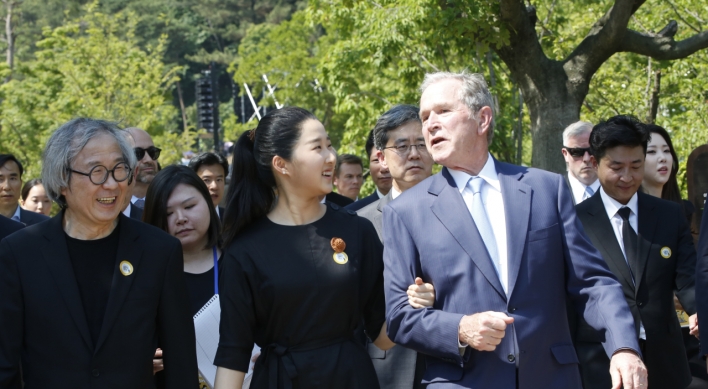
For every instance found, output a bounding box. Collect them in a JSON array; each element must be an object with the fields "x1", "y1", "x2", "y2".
[
  {"x1": 635, "y1": 193, "x2": 657, "y2": 295},
  {"x1": 376, "y1": 192, "x2": 393, "y2": 213},
  {"x1": 94, "y1": 215, "x2": 144, "y2": 353},
  {"x1": 498, "y1": 163, "x2": 531, "y2": 298},
  {"x1": 564, "y1": 174, "x2": 577, "y2": 206},
  {"x1": 581, "y1": 195, "x2": 635, "y2": 288},
  {"x1": 40, "y1": 213, "x2": 94, "y2": 351},
  {"x1": 430, "y1": 169, "x2": 506, "y2": 300}
]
